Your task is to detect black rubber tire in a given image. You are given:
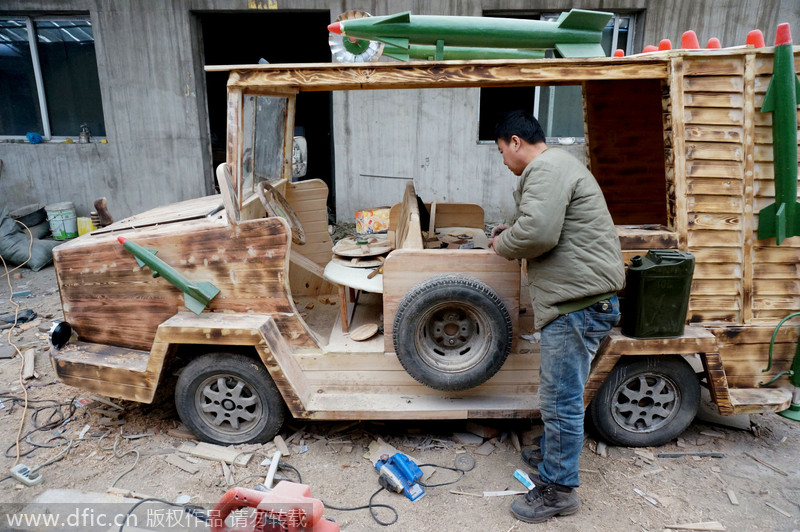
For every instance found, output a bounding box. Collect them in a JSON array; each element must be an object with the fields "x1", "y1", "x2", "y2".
[
  {"x1": 589, "y1": 356, "x2": 700, "y2": 447},
  {"x1": 393, "y1": 274, "x2": 512, "y2": 391},
  {"x1": 175, "y1": 352, "x2": 285, "y2": 445}
]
